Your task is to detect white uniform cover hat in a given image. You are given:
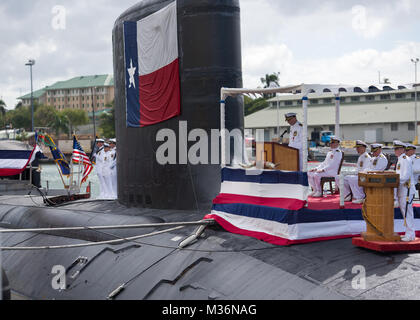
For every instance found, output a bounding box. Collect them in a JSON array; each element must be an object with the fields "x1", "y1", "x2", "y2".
[{"x1": 393, "y1": 140, "x2": 406, "y2": 149}]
